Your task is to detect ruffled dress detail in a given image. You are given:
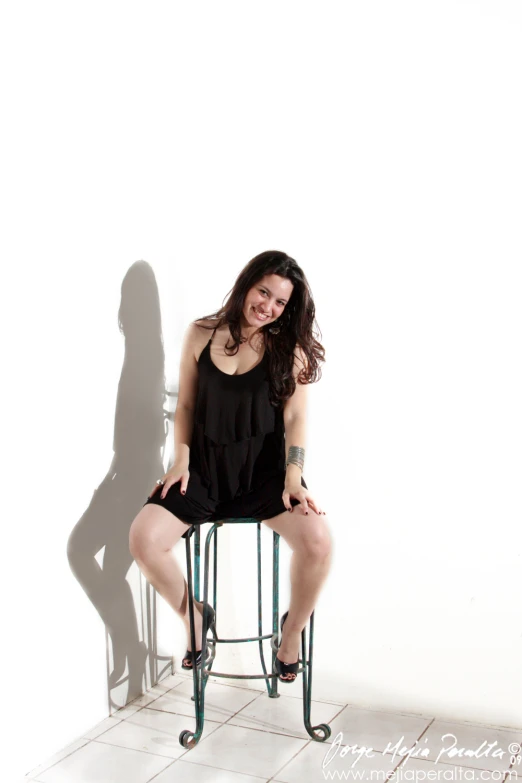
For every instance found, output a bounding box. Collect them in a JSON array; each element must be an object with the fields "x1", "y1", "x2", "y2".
[{"x1": 189, "y1": 330, "x2": 286, "y2": 502}]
